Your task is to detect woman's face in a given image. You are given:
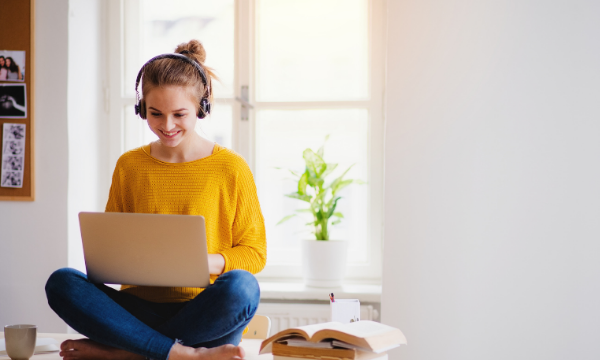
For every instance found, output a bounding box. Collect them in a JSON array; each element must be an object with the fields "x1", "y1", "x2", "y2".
[
  {"x1": 144, "y1": 85, "x2": 199, "y2": 149},
  {"x1": 5, "y1": 58, "x2": 11, "y2": 67}
]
